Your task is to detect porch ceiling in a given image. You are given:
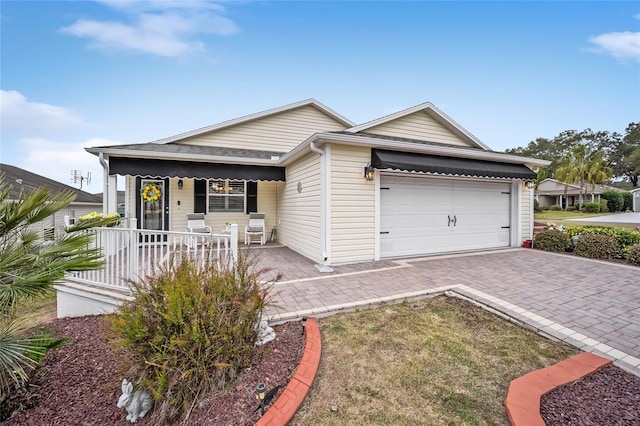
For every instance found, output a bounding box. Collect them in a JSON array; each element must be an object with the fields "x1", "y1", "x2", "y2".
[{"x1": 109, "y1": 157, "x2": 285, "y2": 181}]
